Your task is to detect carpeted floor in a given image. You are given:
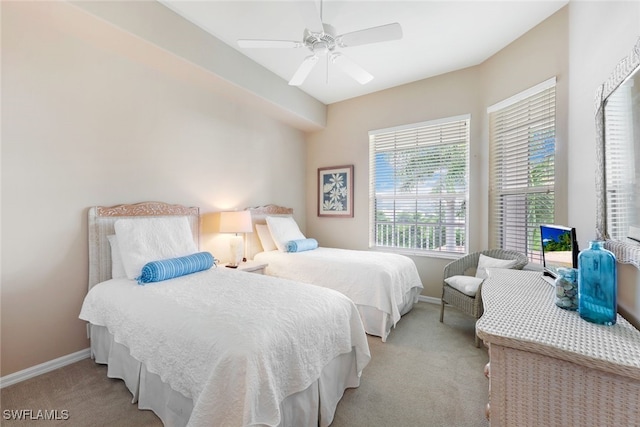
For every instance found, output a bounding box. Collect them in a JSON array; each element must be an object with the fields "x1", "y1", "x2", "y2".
[{"x1": 1, "y1": 302, "x2": 489, "y2": 426}]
